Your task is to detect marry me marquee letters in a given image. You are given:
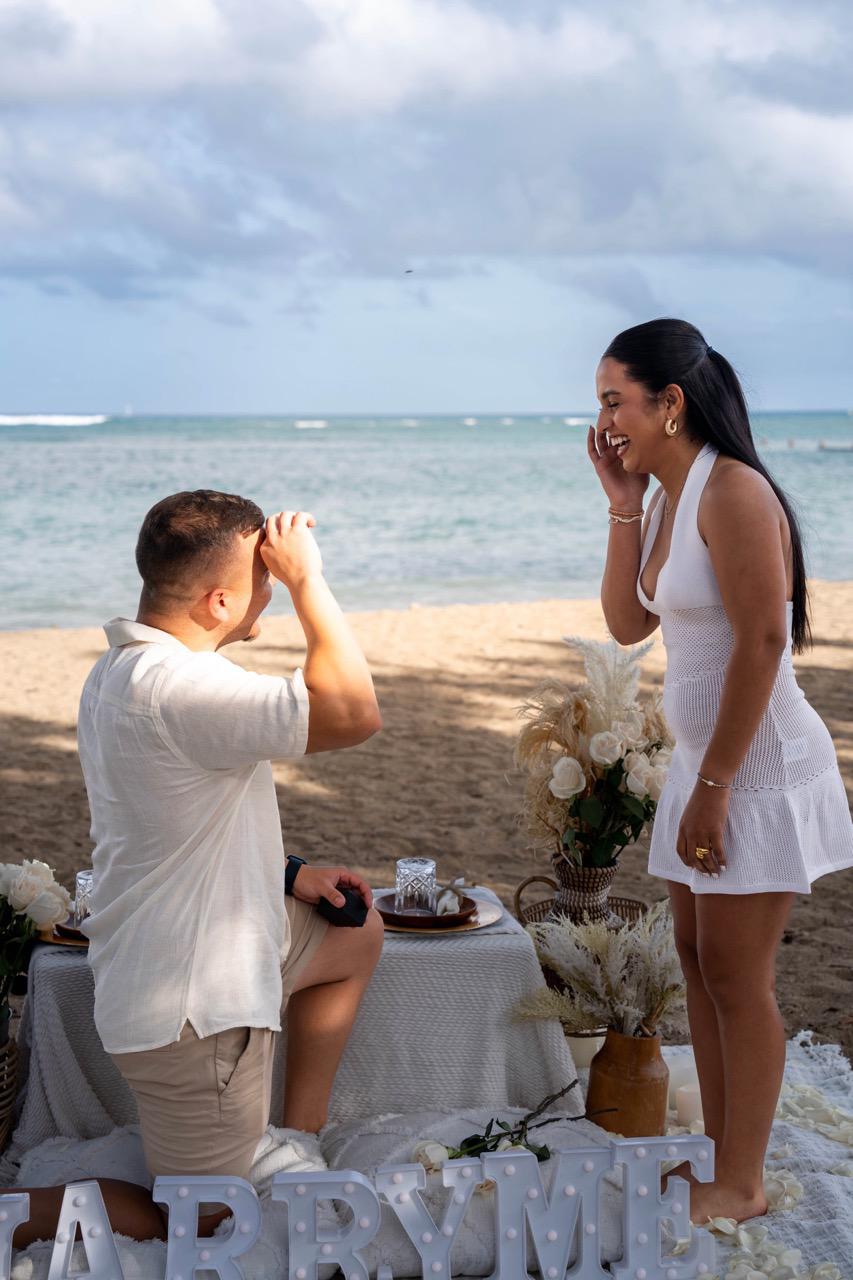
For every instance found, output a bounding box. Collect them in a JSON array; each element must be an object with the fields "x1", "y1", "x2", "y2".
[{"x1": 0, "y1": 1135, "x2": 716, "y2": 1280}]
